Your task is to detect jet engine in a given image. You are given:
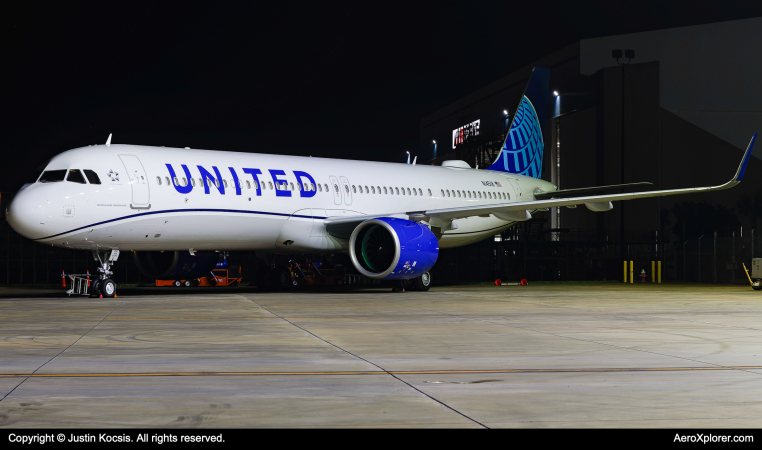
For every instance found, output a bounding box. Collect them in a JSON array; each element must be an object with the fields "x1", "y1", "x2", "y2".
[
  {"x1": 349, "y1": 217, "x2": 439, "y2": 279},
  {"x1": 133, "y1": 251, "x2": 219, "y2": 280}
]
